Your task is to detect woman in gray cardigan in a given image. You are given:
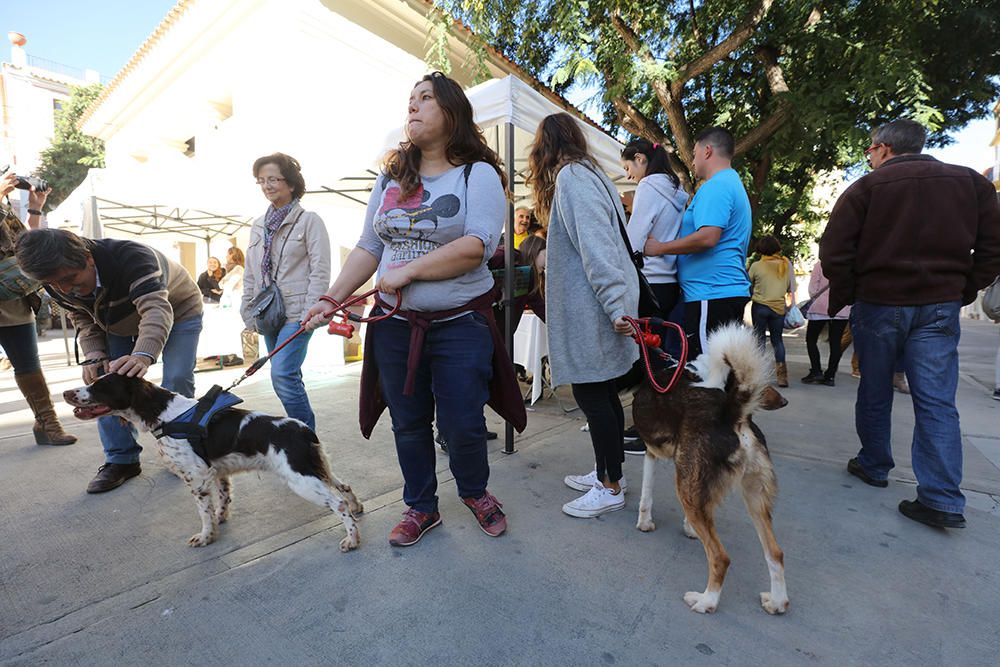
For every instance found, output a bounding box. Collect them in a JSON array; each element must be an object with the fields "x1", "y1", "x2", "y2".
[{"x1": 527, "y1": 113, "x2": 639, "y2": 518}]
